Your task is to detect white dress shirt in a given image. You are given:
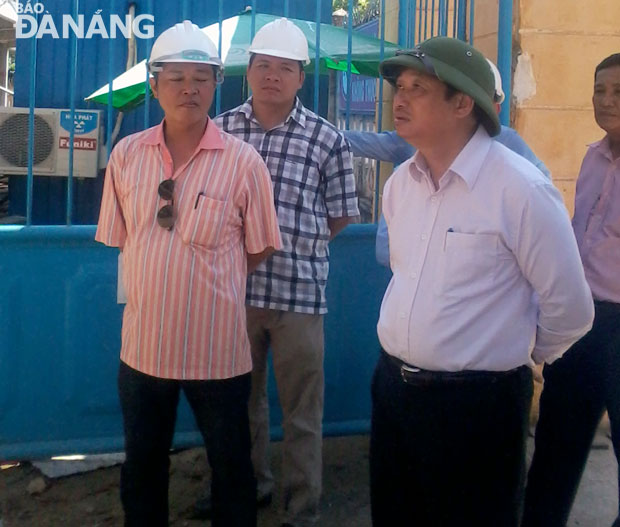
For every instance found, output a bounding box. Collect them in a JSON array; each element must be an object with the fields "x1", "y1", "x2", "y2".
[{"x1": 378, "y1": 126, "x2": 594, "y2": 372}]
